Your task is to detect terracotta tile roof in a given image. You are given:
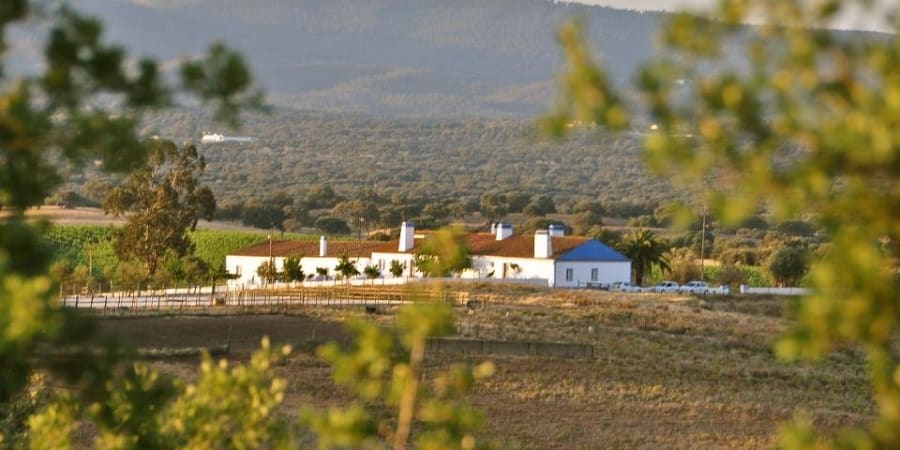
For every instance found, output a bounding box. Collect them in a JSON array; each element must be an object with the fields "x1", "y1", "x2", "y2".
[
  {"x1": 467, "y1": 234, "x2": 589, "y2": 259},
  {"x1": 232, "y1": 239, "x2": 382, "y2": 258},
  {"x1": 370, "y1": 239, "x2": 408, "y2": 254},
  {"x1": 232, "y1": 233, "x2": 622, "y2": 261},
  {"x1": 369, "y1": 233, "x2": 590, "y2": 260}
]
